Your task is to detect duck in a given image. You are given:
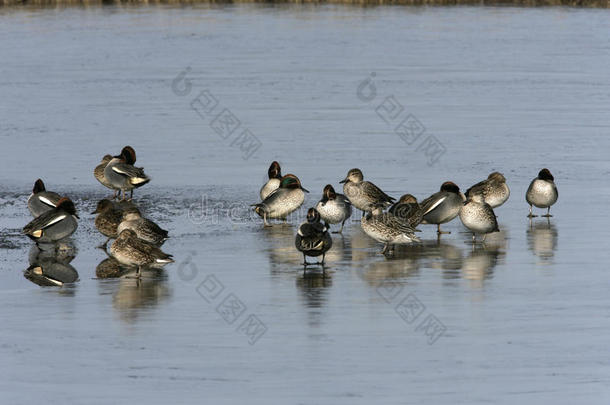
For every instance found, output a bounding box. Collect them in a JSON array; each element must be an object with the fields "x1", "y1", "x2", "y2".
[
  {"x1": 295, "y1": 208, "x2": 333, "y2": 266},
  {"x1": 23, "y1": 197, "x2": 79, "y2": 243},
  {"x1": 252, "y1": 174, "x2": 308, "y2": 227},
  {"x1": 260, "y1": 161, "x2": 282, "y2": 200},
  {"x1": 24, "y1": 262, "x2": 79, "y2": 287},
  {"x1": 388, "y1": 194, "x2": 424, "y2": 229},
  {"x1": 526, "y1": 168, "x2": 558, "y2": 217},
  {"x1": 94, "y1": 154, "x2": 117, "y2": 198},
  {"x1": 420, "y1": 182, "x2": 464, "y2": 235},
  {"x1": 117, "y1": 207, "x2": 168, "y2": 246},
  {"x1": 465, "y1": 172, "x2": 510, "y2": 208},
  {"x1": 361, "y1": 205, "x2": 420, "y2": 254},
  {"x1": 110, "y1": 229, "x2": 173, "y2": 277},
  {"x1": 315, "y1": 184, "x2": 352, "y2": 233},
  {"x1": 95, "y1": 257, "x2": 128, "y2": 279},
  {"x1": 459, "y1": 192, "x2": 499, "y2": 243},
  {"x1": 340, "y1": 168, "x2": 395, "y2": 215},
  {"x1": 92, "y1": 199, "x2": 132, "y2": 246},
  {"x1": 103, "y1": 146, "x2": 150, "y2": 201},
  {"x1": 27, "y1": 179, "x2": 61, "y2": 217}
]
